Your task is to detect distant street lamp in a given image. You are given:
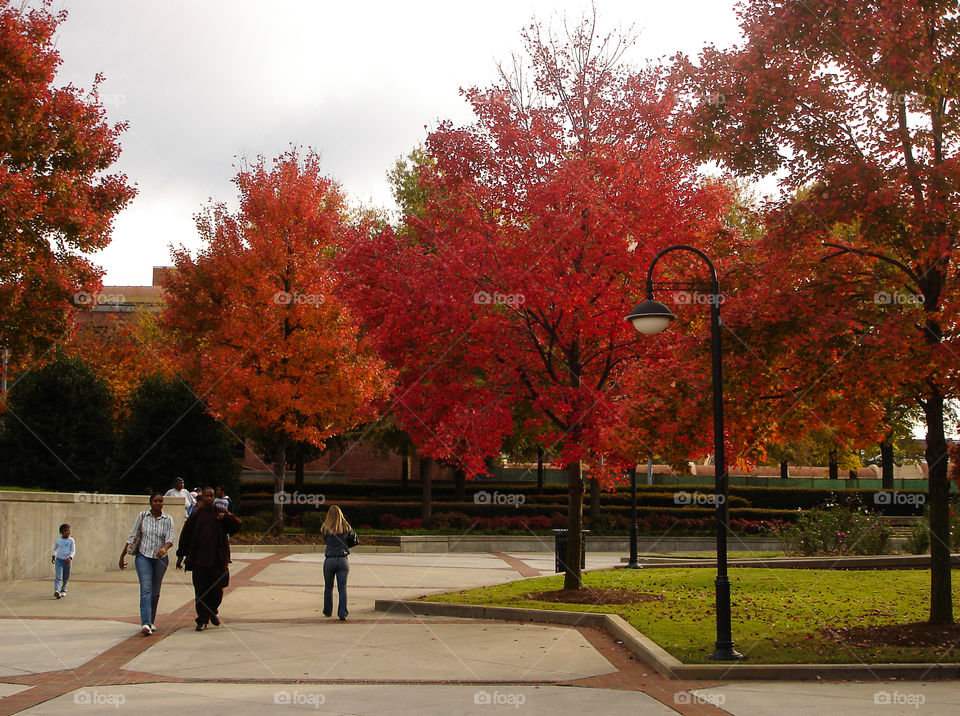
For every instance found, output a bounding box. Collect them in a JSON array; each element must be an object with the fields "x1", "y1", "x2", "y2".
[
  {"x1": 626, "y1": 244, "x2": 743, "y2": 661},
  {"x1": 626, "y1": 464, "x2": 641, "y2": 569}
]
